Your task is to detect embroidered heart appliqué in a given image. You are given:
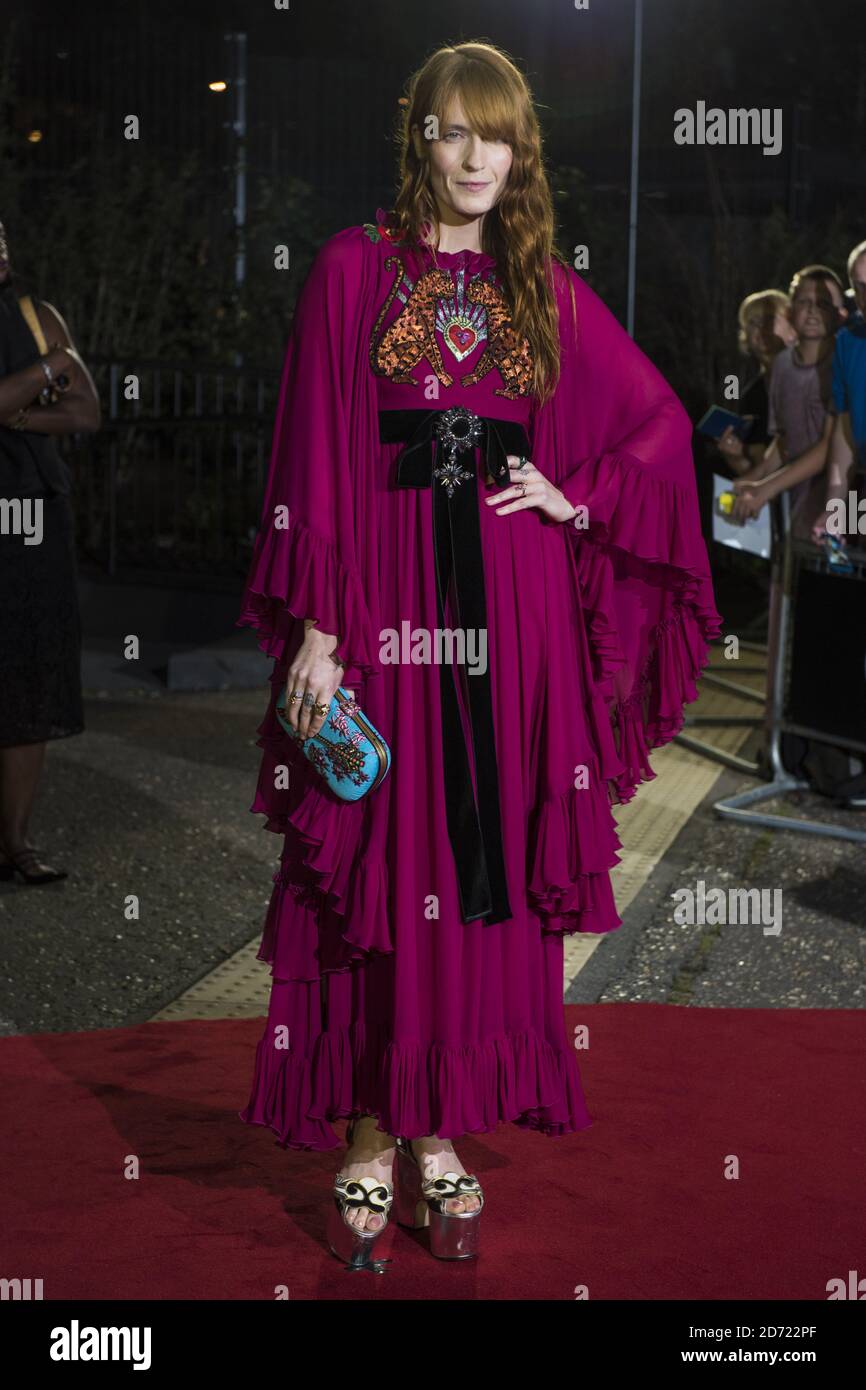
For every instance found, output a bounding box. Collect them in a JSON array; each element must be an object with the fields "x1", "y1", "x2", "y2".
[{"x1": 446, "y1": 324, "x2": 477, "y2": 359}]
